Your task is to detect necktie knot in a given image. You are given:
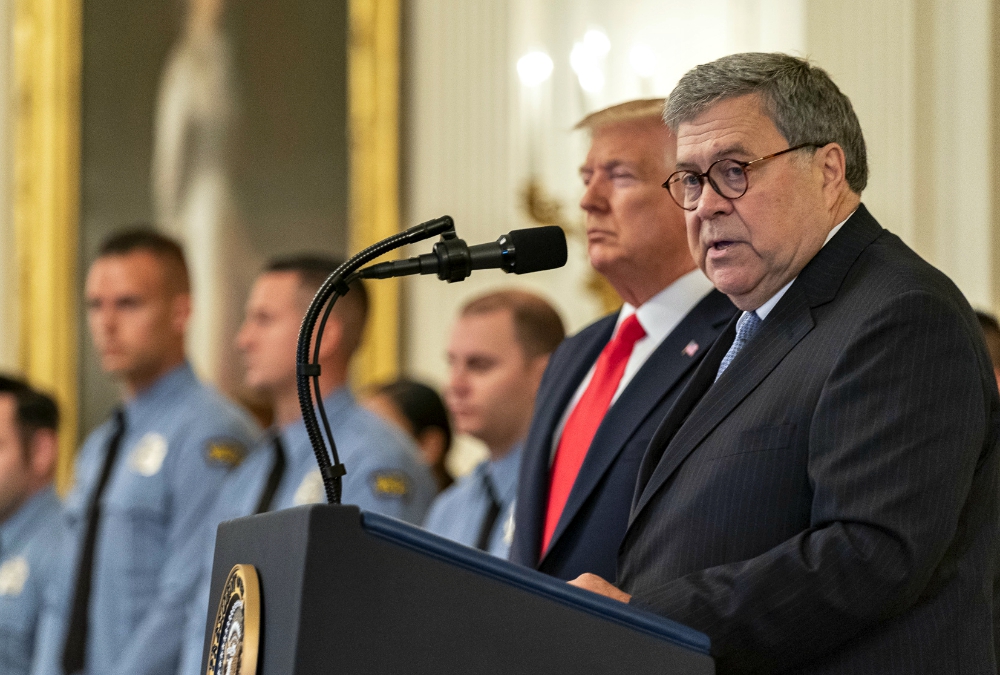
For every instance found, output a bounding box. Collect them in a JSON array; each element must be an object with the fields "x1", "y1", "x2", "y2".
[
  {"x1": 716, "y1": 310, "x2": 763, "y2": 381},
  {"x1": 613, "y1": 313, "x2": 646, "y2": 351}
]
